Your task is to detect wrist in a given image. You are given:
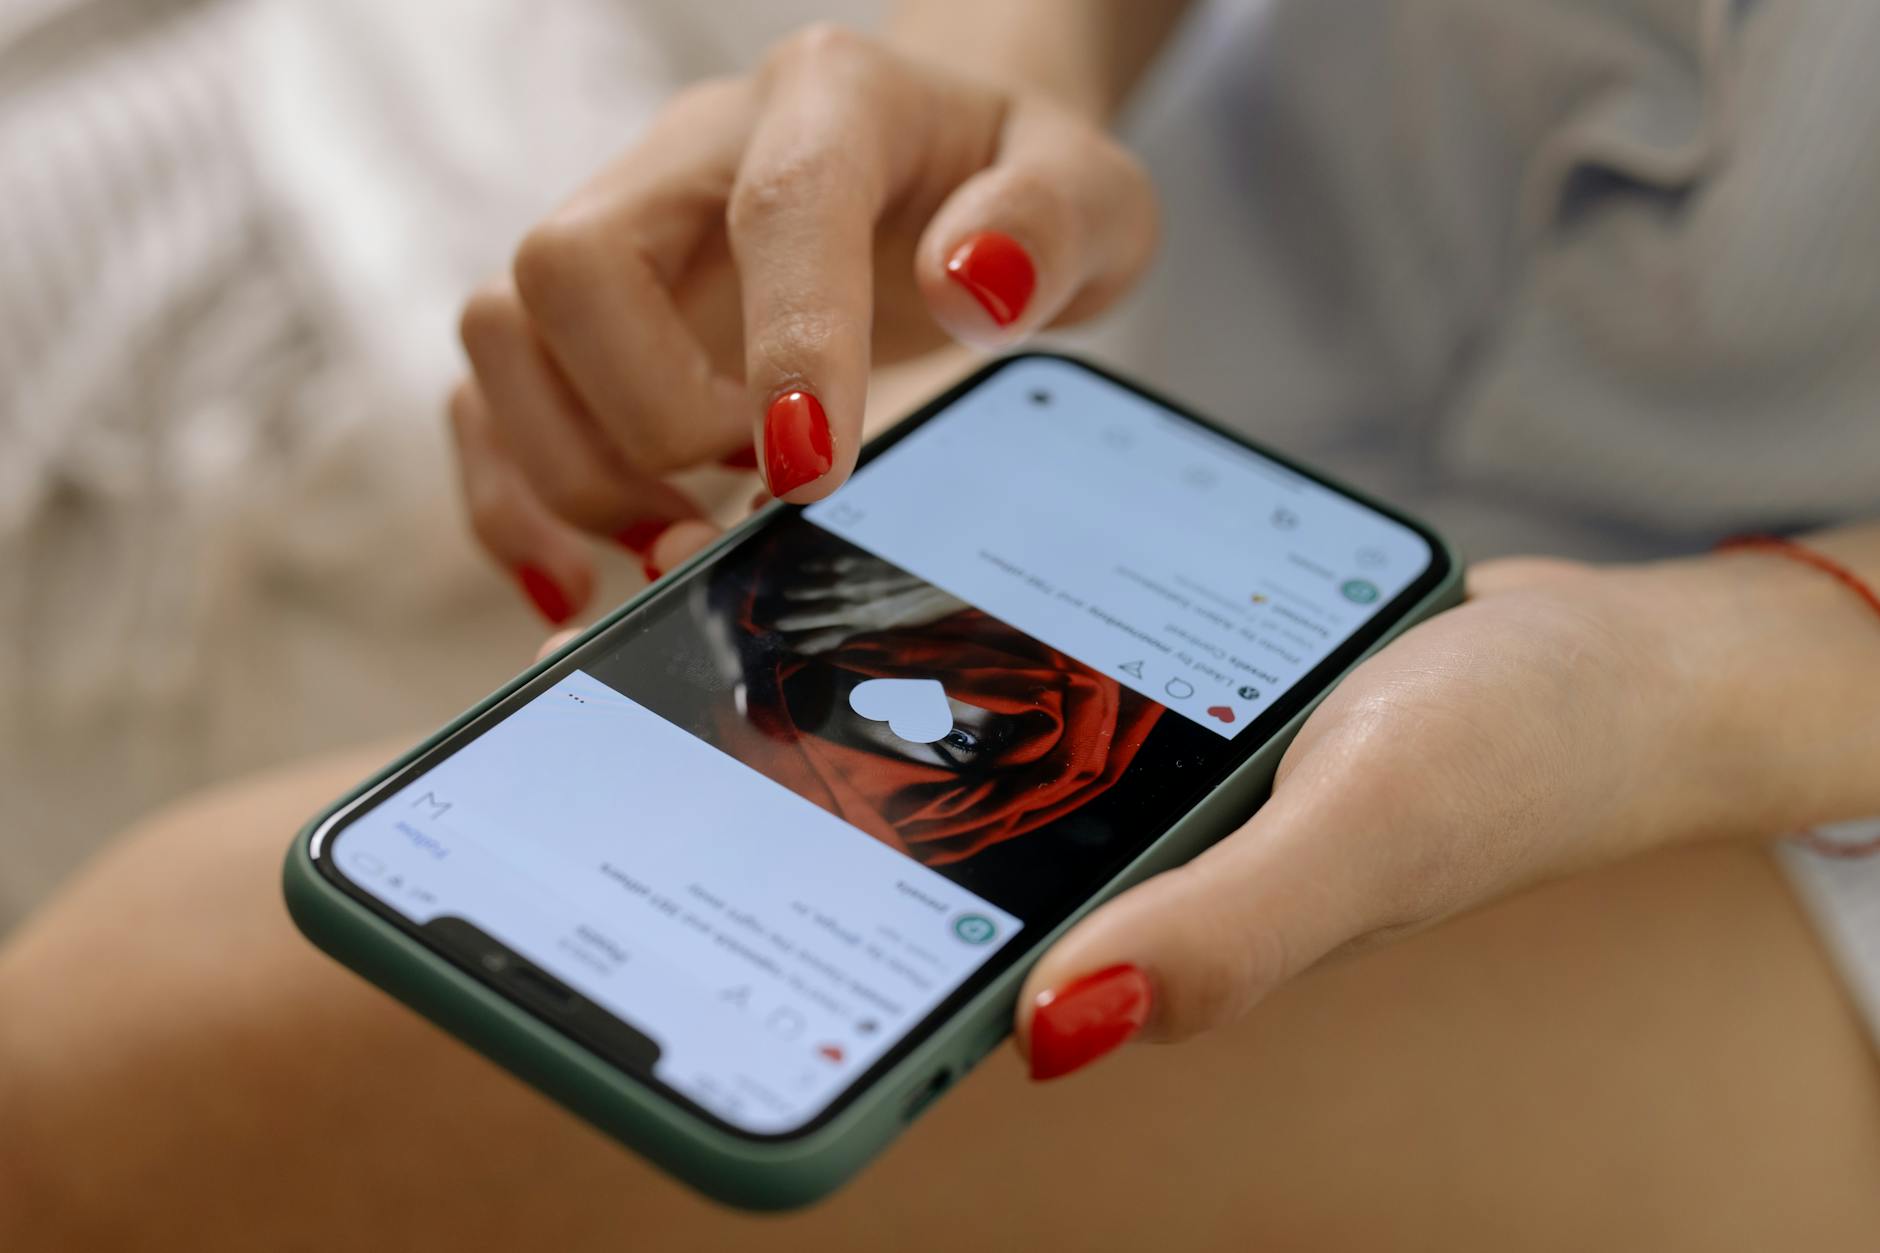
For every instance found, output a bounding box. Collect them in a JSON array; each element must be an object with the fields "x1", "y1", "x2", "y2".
[{"x1": 1616, "y1": 534, "x2": 1880, "y2": 840}]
